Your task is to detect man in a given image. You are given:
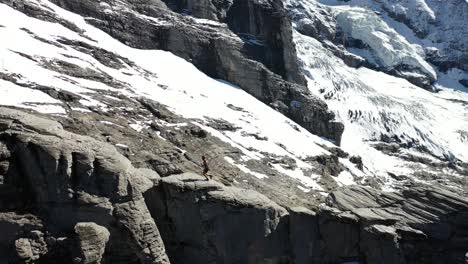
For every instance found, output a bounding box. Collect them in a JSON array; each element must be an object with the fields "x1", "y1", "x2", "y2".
[{"x1": 202, "y1": 155, "x2": 210, "y2": 180}]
